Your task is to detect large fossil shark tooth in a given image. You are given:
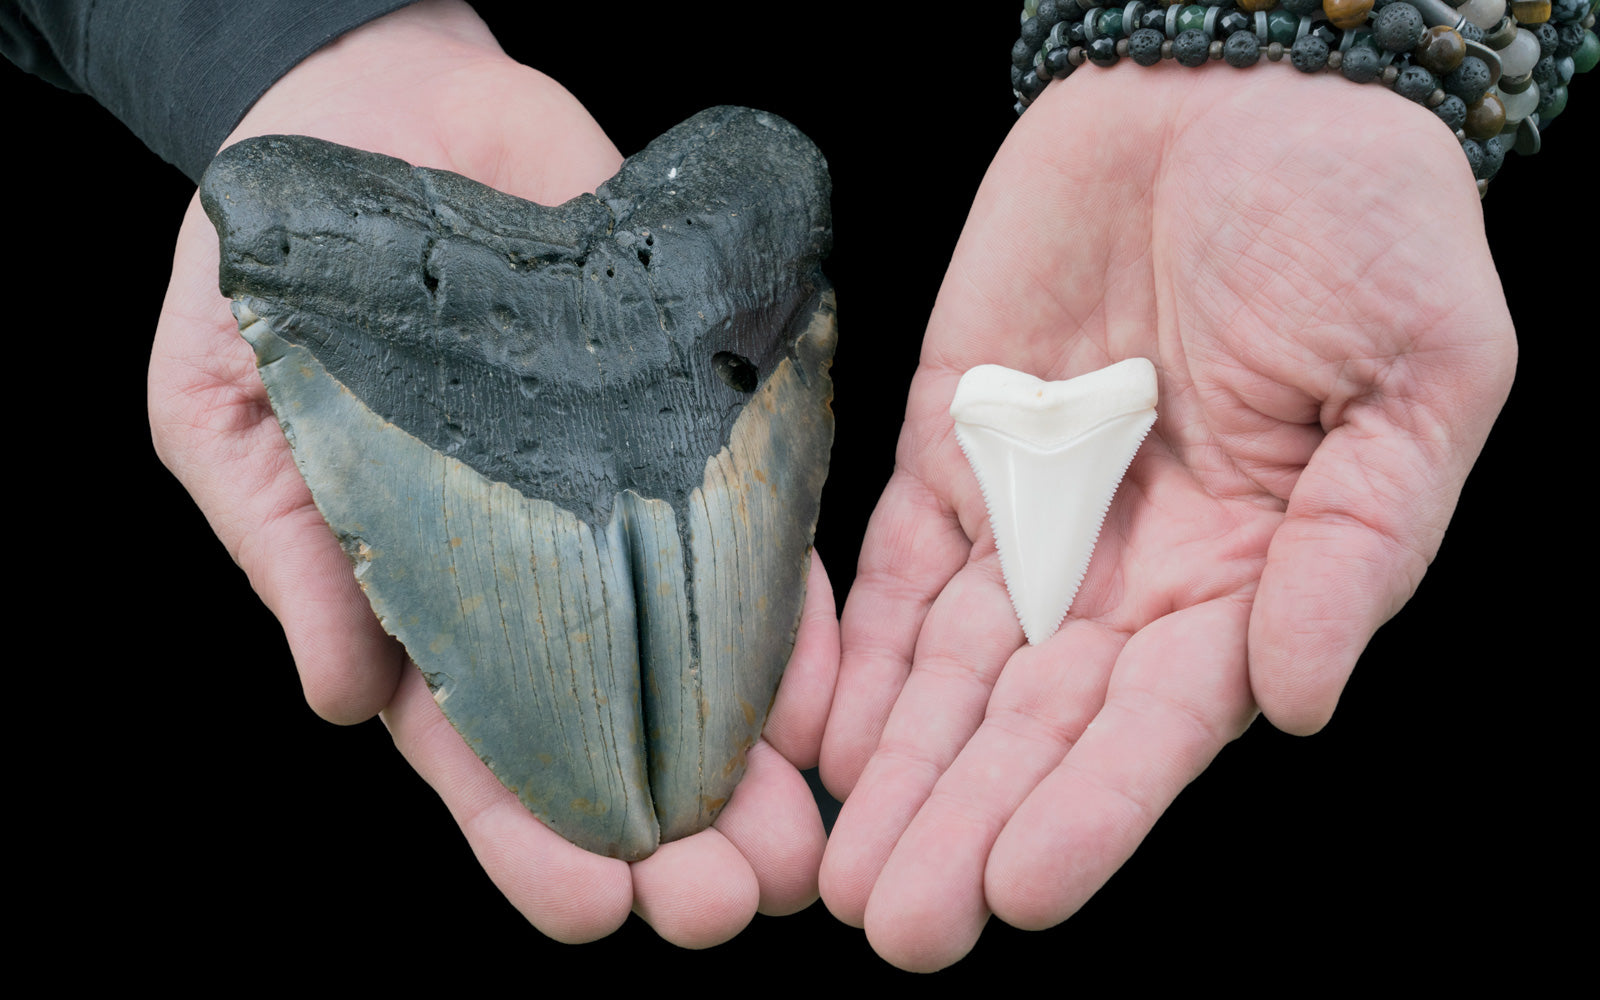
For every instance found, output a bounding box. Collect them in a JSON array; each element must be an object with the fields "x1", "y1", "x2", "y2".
[
  {"x1": 950, "y1": 359, "x2": 1157, "y2": 646},
  {"x1": 199, "y1": 107, "x2": 835, "y2": 861}
]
